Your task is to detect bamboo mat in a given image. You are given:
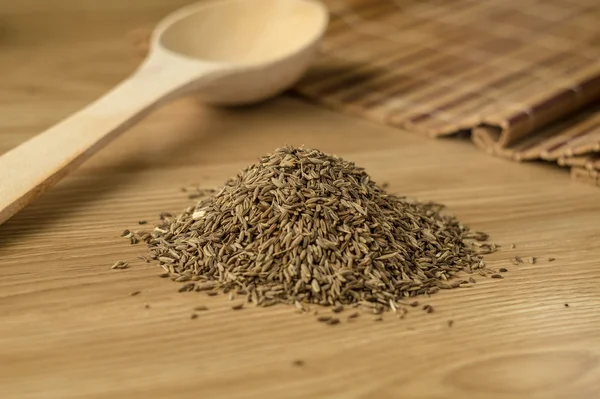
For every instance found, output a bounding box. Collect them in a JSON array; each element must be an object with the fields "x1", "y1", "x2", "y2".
[
  {"x1": 294, "y1": 0, "x2": 600, "y2": 184},
  {"x1": 474, "y1": 100, "x2": 600, "y2": 161}
]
